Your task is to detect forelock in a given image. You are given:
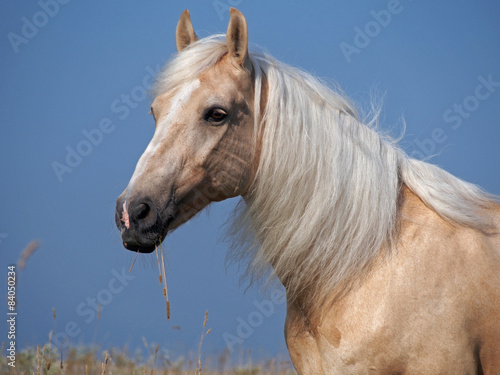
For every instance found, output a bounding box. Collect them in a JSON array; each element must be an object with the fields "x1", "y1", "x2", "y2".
[{"x1": 152, "y1": 35, "x2": 229, "y2": 97}]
